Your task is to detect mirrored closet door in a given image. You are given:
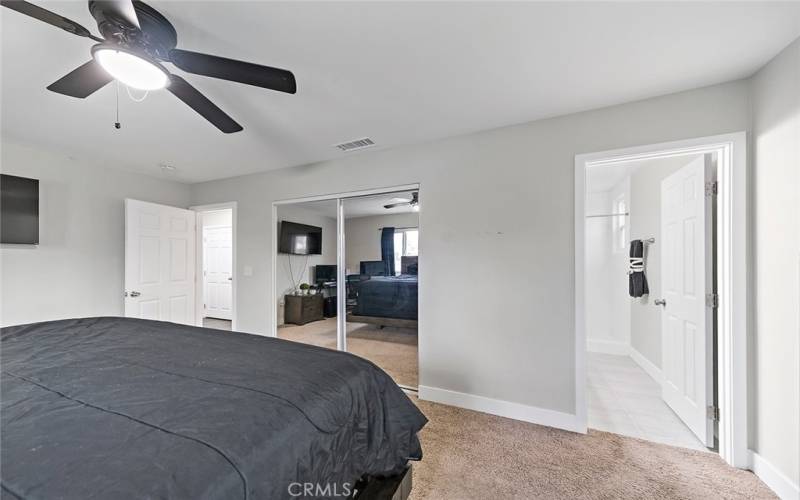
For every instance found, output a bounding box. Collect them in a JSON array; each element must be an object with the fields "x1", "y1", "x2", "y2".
[
  {"x1": 274, "y1": 187, "x2": 420, "y2": 391},
  {"x1": 275, "y1": 198, "x2": 339, "y2": 351},
  {"x1": 342, "y1": 191, "x2": 419, "y2": 390}
]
